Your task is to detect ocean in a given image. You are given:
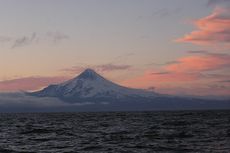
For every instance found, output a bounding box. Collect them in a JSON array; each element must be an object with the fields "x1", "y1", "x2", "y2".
[{"x1": 0, "y1": 110, "x2": 229, "y2": 153}]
